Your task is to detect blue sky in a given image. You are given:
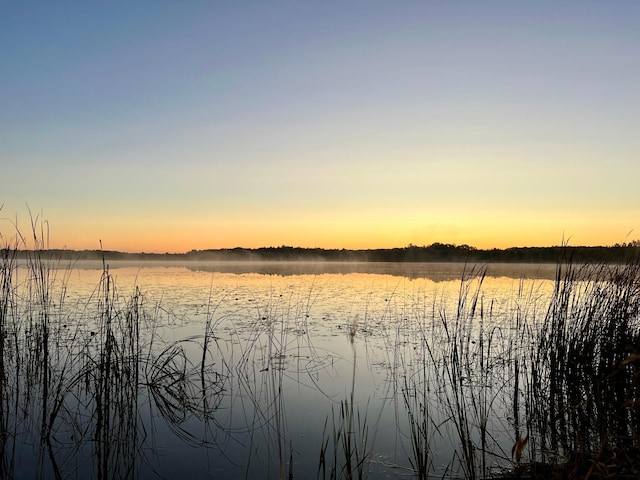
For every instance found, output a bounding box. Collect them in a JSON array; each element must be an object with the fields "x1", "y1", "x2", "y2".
[{"x1": 1, "y1": 2, "x2": 639, "y2": 252}]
